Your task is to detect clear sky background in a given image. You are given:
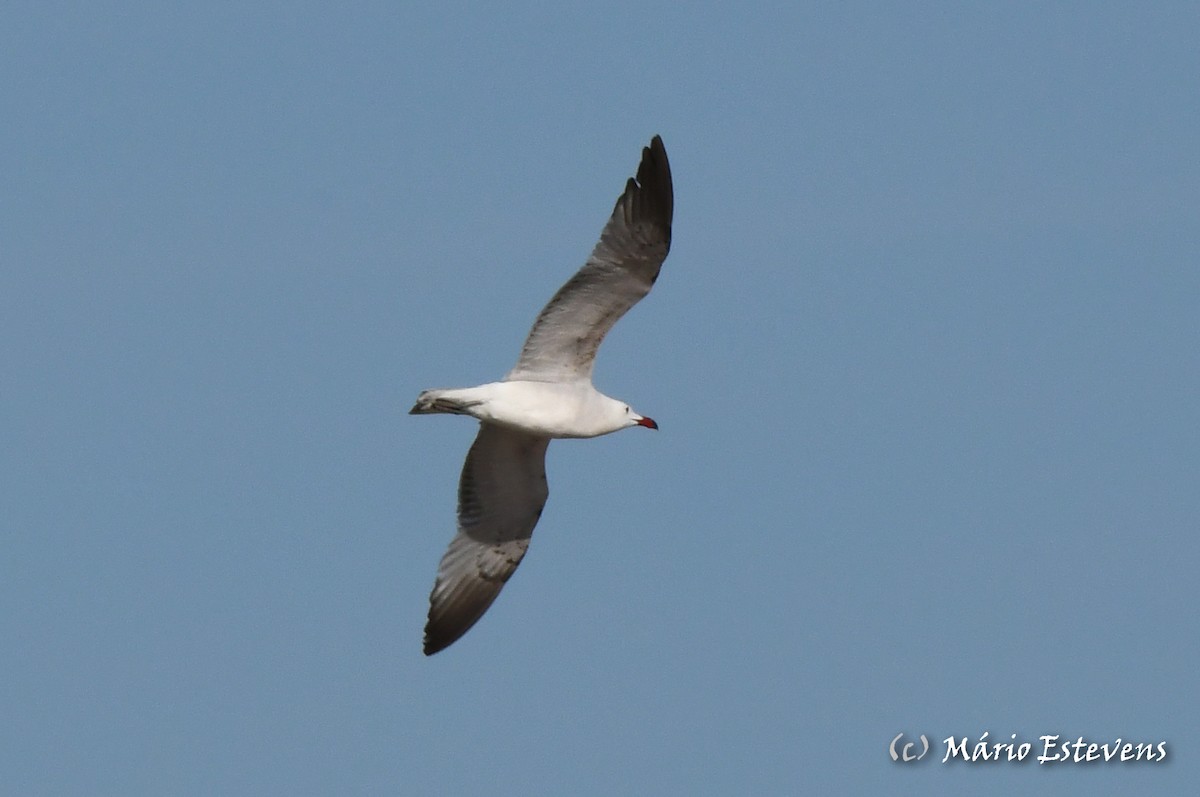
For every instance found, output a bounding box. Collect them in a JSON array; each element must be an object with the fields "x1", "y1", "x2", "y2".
[{"x1": 3, "y1": 3, "x2": 1197, "y2": 795}]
